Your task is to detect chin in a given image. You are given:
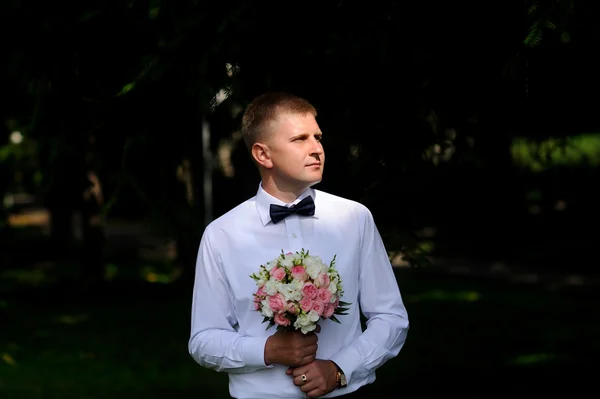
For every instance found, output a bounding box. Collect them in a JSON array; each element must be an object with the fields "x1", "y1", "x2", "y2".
[{"x1": 308, "y1": 178, "x2": 322, "y2": 187}]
